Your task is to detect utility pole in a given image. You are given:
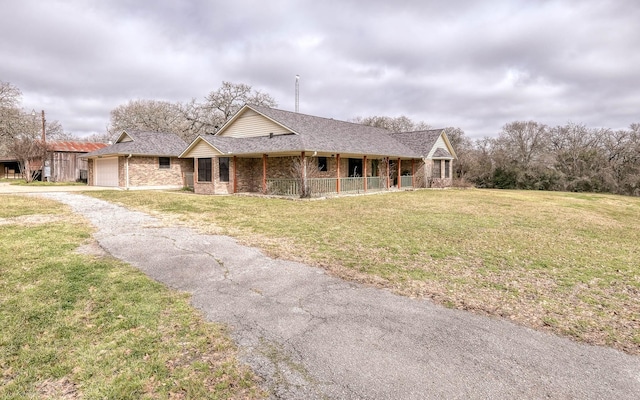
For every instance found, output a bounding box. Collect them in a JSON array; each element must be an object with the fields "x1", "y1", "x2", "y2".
[
  {"x1": 295, "y1": 75, "x2": 300, "y2": 113},
  {"x1": 41, "y1": 110, "x2": 46, "y2": 142}
]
